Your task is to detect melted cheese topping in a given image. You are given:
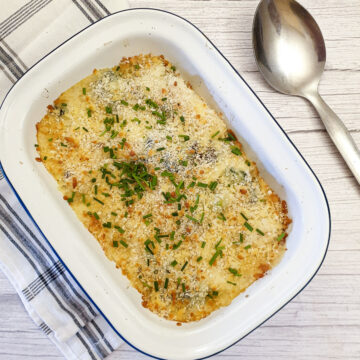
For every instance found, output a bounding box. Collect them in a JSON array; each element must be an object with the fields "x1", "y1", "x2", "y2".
[{"x1": 36, "y1": 54, "x2": 291, "y2": 322}]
